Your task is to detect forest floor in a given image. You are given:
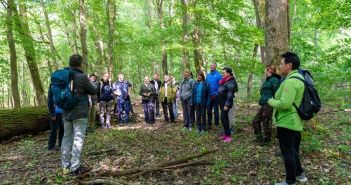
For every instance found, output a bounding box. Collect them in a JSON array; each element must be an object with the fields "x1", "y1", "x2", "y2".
[{"x1": 0, "y1": 101, "x2": 350, "y2": 185}]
